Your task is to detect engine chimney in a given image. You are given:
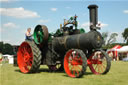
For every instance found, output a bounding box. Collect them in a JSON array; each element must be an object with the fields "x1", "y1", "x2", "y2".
[{"x1": 88, "y1": 5, "x2": 98, "y2": 30}]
